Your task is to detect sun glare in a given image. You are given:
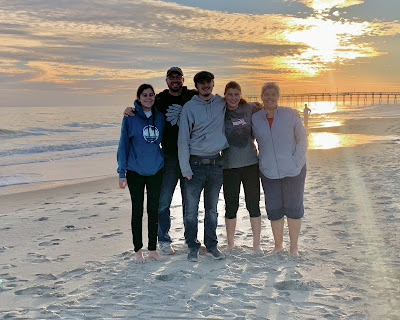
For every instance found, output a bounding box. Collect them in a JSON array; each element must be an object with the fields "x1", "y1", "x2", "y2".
[
  {"x1": 318, "y1": 120, "x2": 343, "y2": 128},
  {"x1": 308, "y1": 132, "x2": 340, "y2": 149},
  {"x1": 307, "y1": 101, "x2": 338, "y2": 114},
  {"x1": 280, "y1": 17, "x2": 379, "y2": 78},
  {"x1": 300, "y1": 0, "x2": 364, "y2": 12},
  {"x1": 308, "y1": 132, "x2": 383, "y2": 150}
]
